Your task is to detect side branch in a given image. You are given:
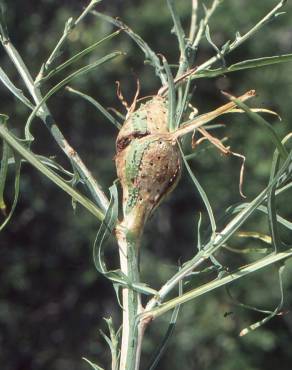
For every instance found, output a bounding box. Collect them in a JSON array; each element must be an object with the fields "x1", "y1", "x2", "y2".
[{"x1": 0, "y1": 37, "x2": 109, "y2": 212}]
